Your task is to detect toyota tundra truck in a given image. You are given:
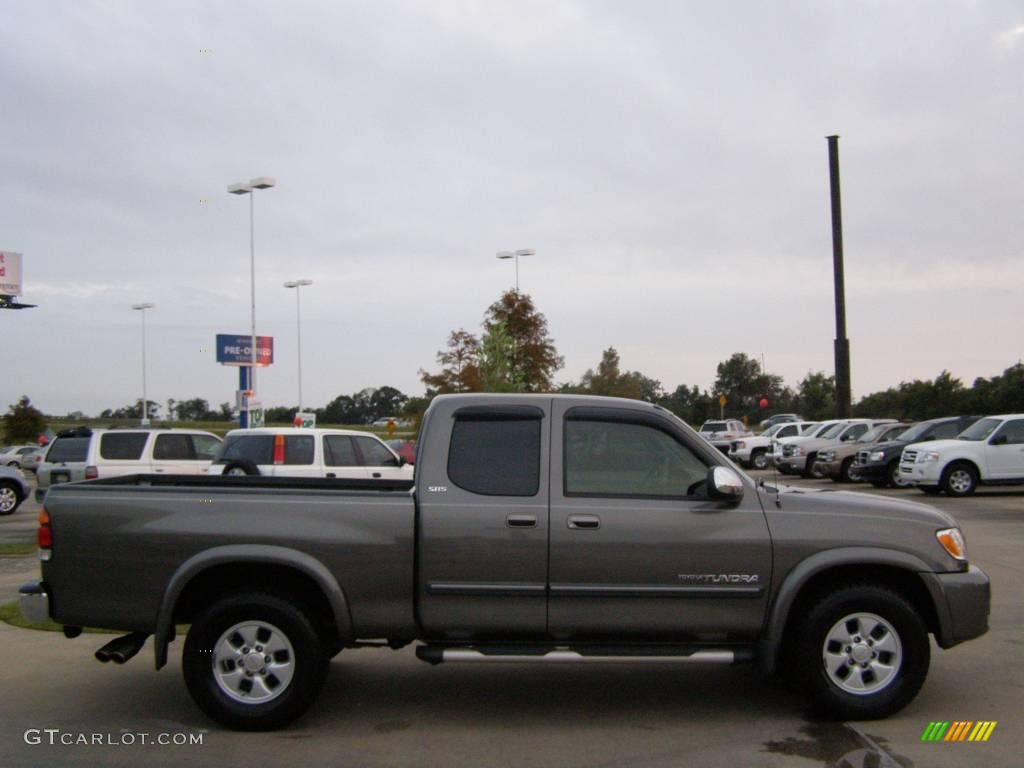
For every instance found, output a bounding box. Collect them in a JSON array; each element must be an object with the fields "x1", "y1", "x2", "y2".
[{"x1": 20, "y1": 394, "x2": 990, "y2": 731}]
